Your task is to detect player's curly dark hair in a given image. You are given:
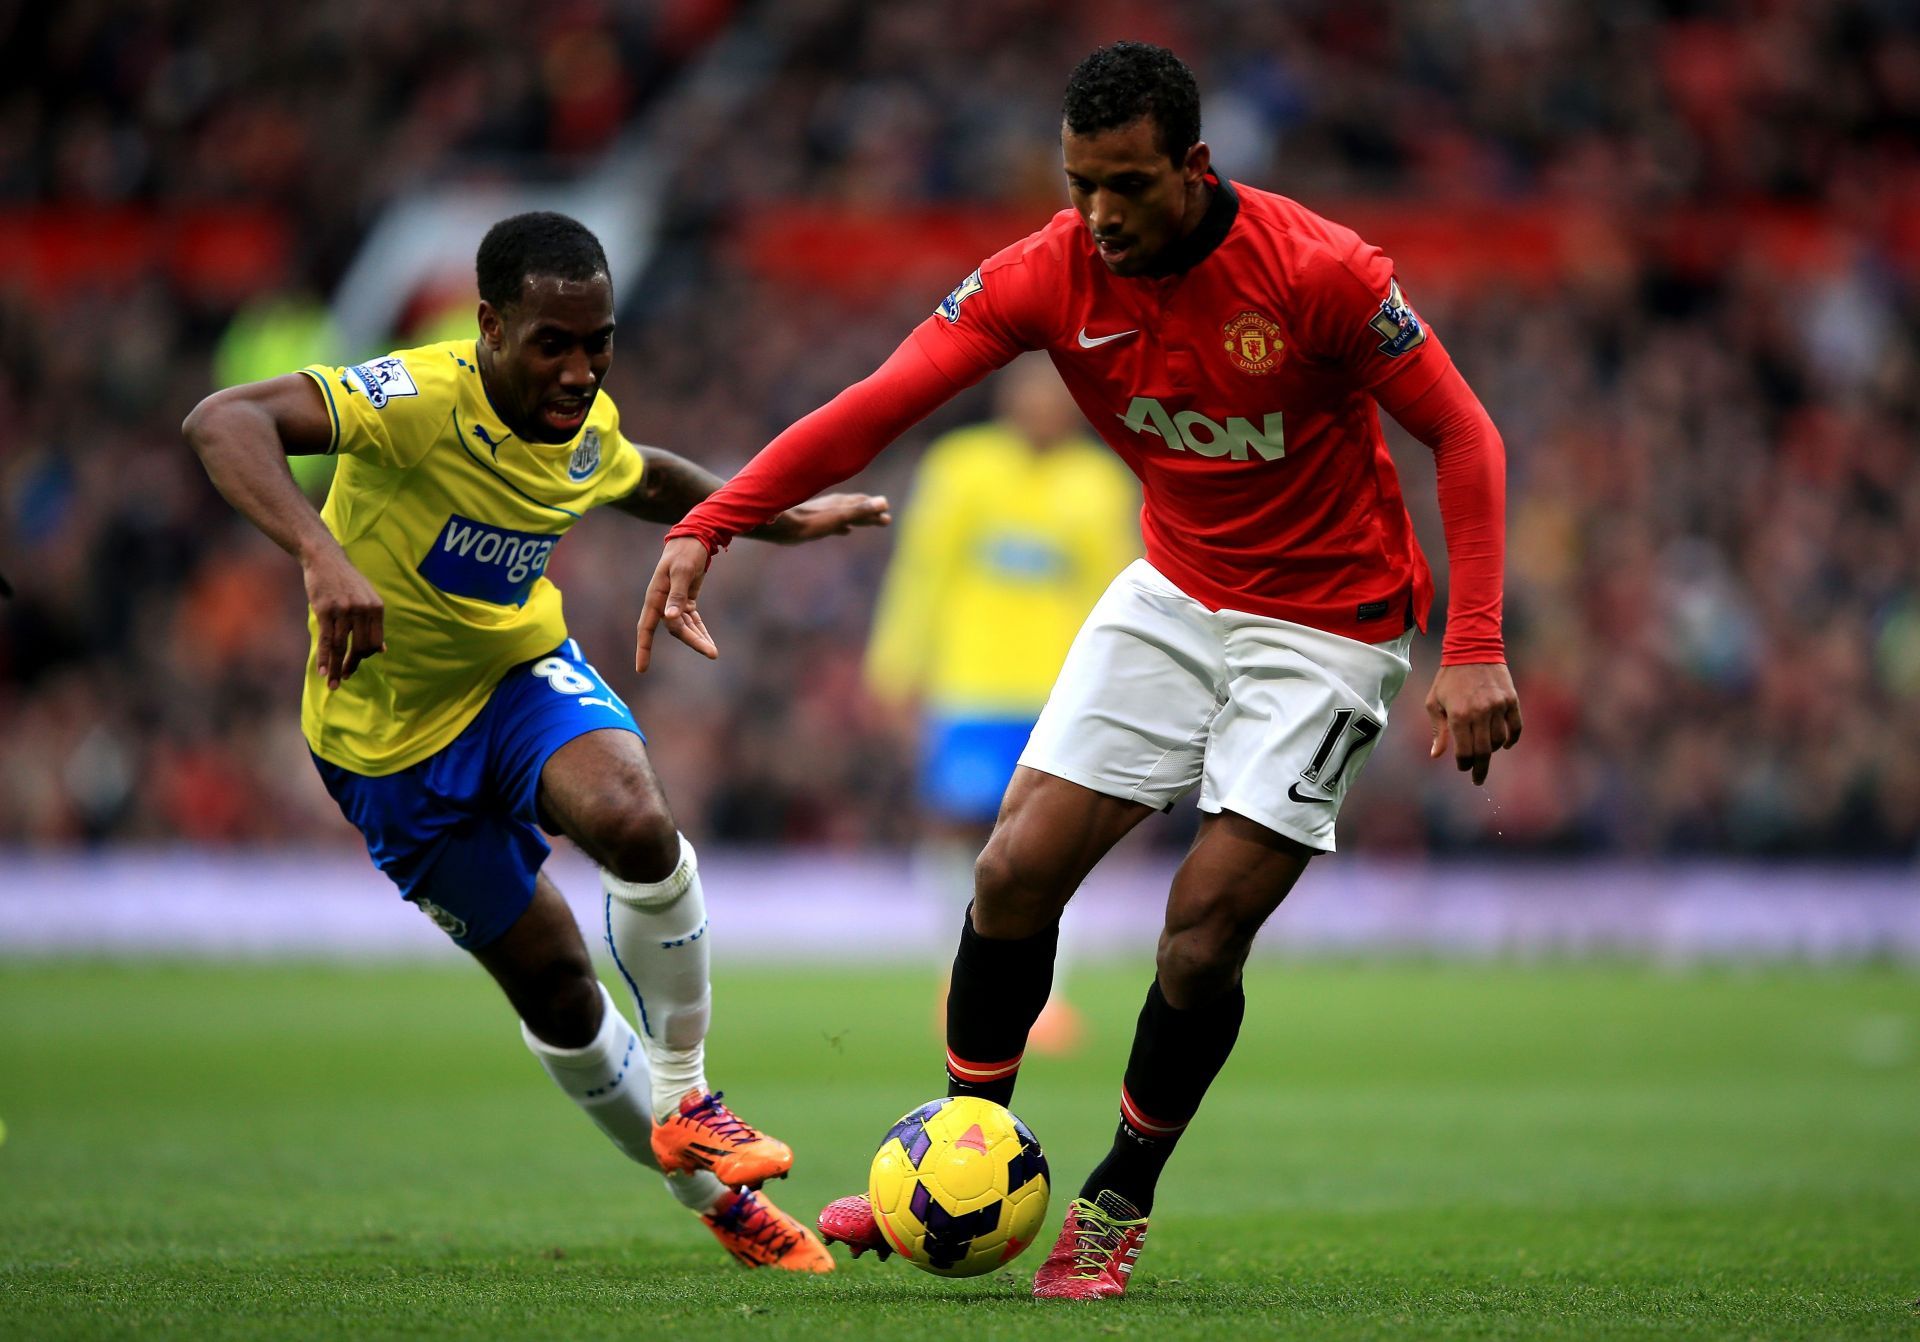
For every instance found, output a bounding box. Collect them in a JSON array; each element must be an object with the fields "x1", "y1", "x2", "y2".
[
  {"x1": 1062, "y1": 42, "x2": 1201, "y2": 164},
  {"x1": 475, "y1": 212, "x2": 610, "y2": 310}
]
